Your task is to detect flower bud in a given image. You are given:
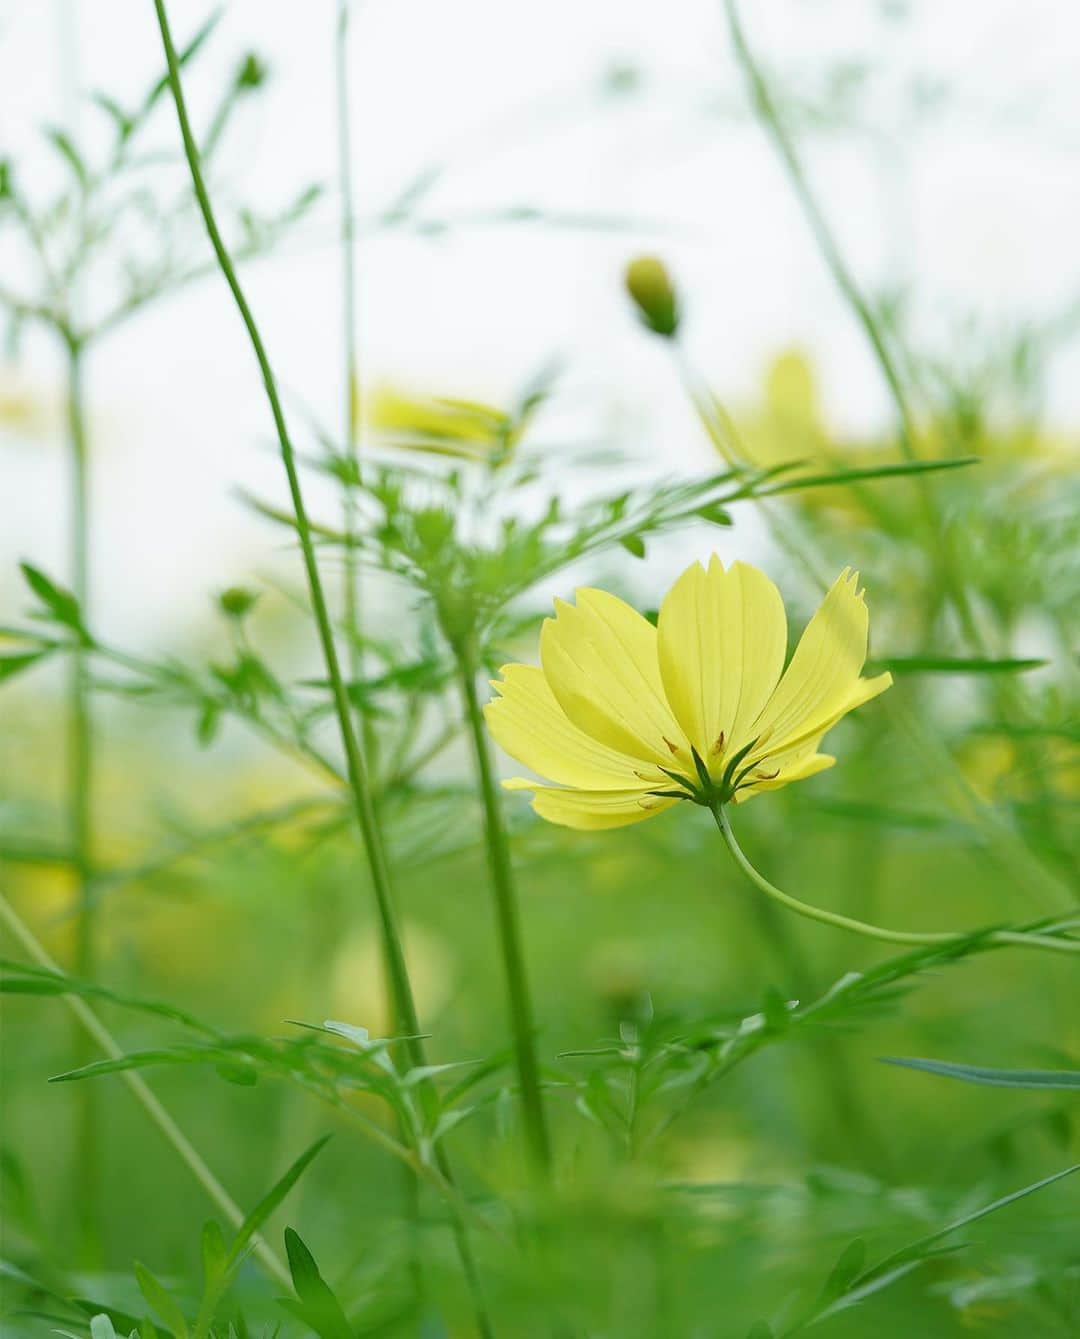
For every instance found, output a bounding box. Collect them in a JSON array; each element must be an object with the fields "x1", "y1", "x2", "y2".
[
  {"x1": 625, "y1": 255, "x2": 680, "y2": 338},
  {"x1": 218, "y1": 586, "x2": 258, "y2": 620}
]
